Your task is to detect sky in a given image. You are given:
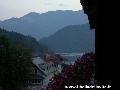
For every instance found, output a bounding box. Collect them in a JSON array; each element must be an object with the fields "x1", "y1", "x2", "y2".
[{"x1": 0, "y1": 0, "x2": 82, "y2": 21}]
